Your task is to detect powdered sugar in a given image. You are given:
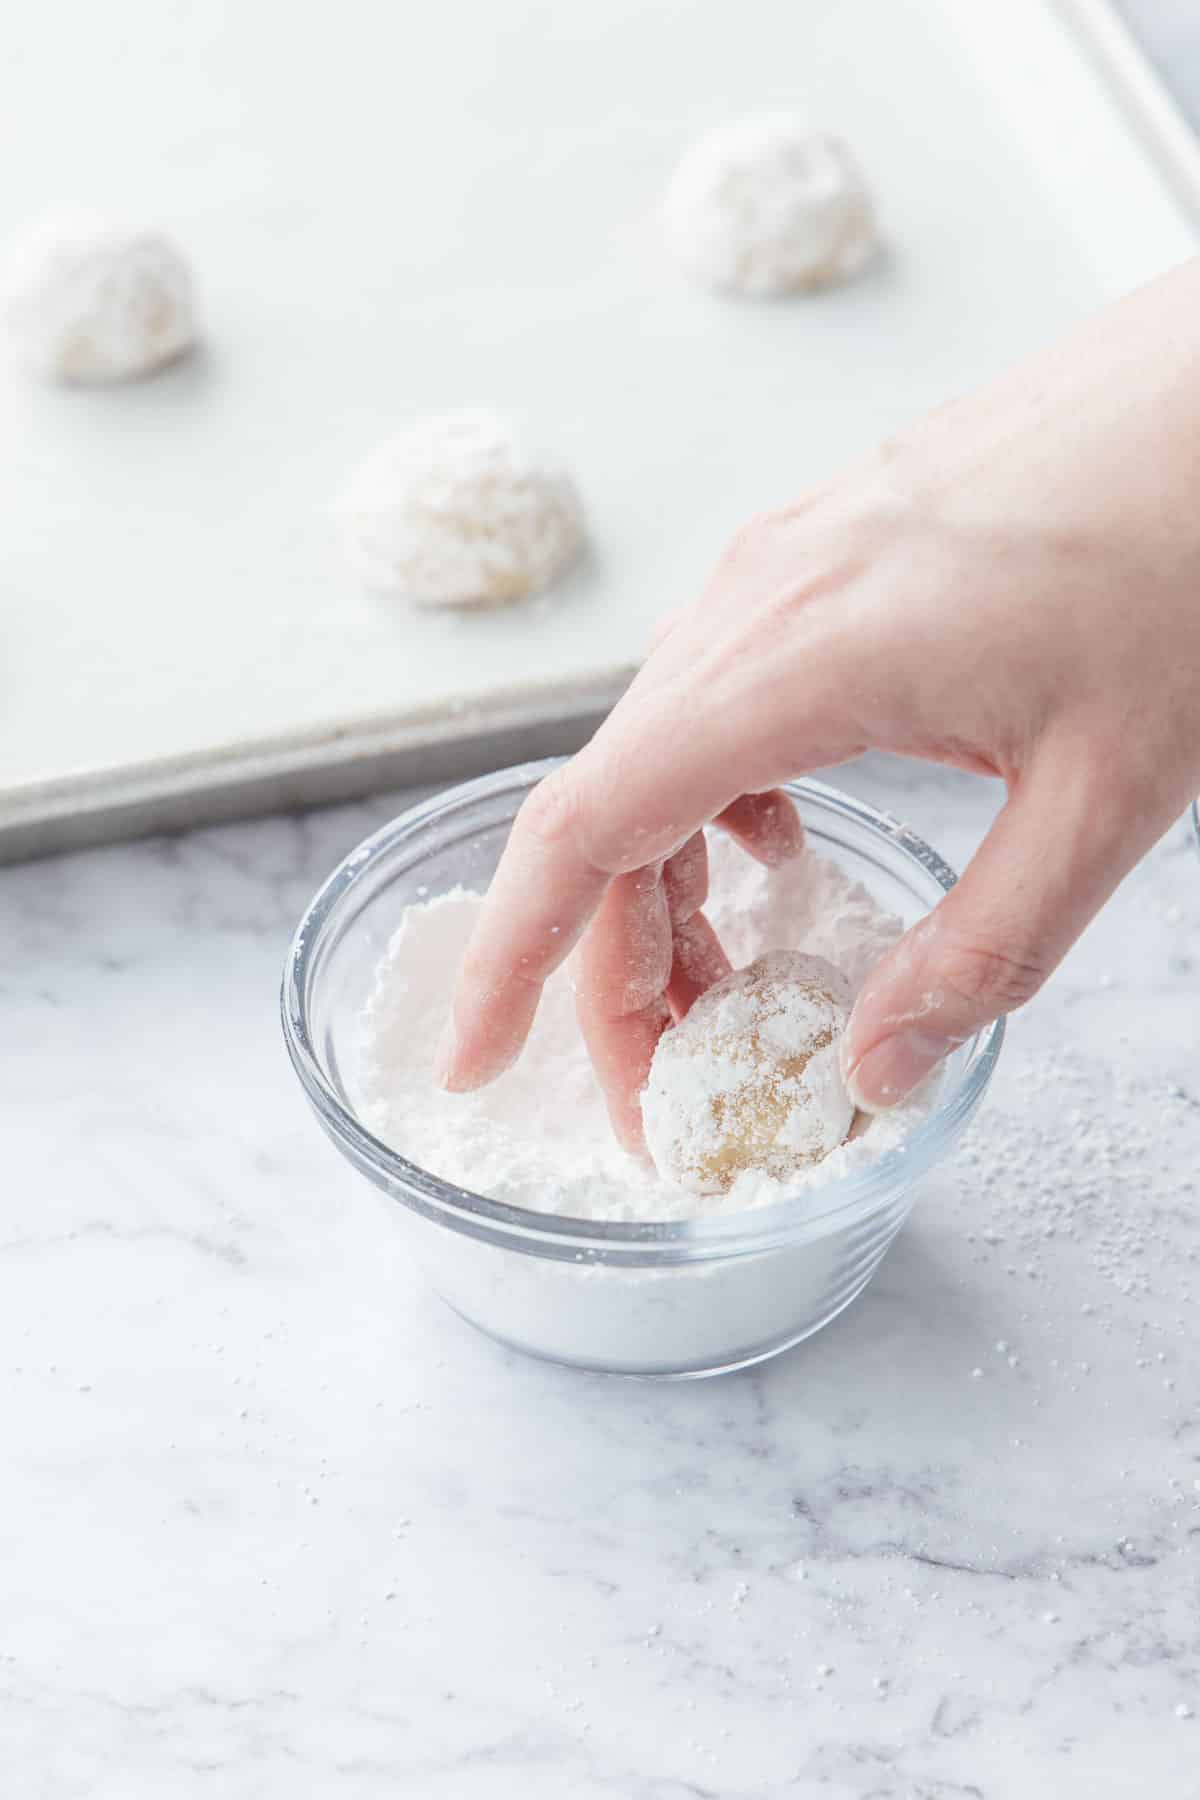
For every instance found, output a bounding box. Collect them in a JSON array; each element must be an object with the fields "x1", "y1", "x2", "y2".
[
  {"x1": 358, "y1": 833, "x2": 935, "y2": 1223},
  {"x1": 641, "y1": 950, "x2": 855, "y2": 1194}
]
